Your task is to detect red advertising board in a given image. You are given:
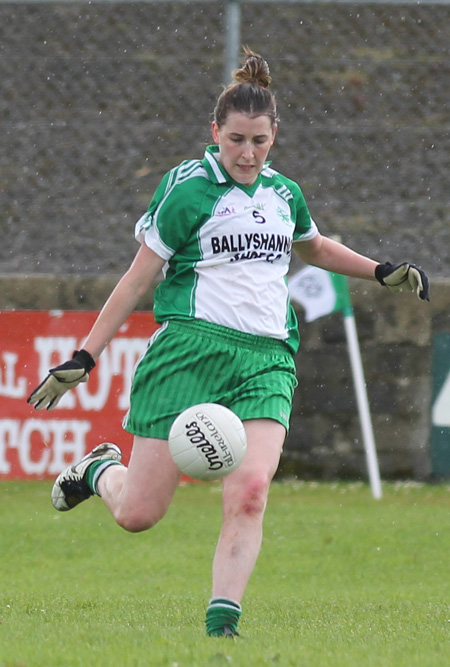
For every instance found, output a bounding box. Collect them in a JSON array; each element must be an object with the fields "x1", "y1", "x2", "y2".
[{"x1": 0, "y1": 310, "x2": 159, "y2": 480}]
